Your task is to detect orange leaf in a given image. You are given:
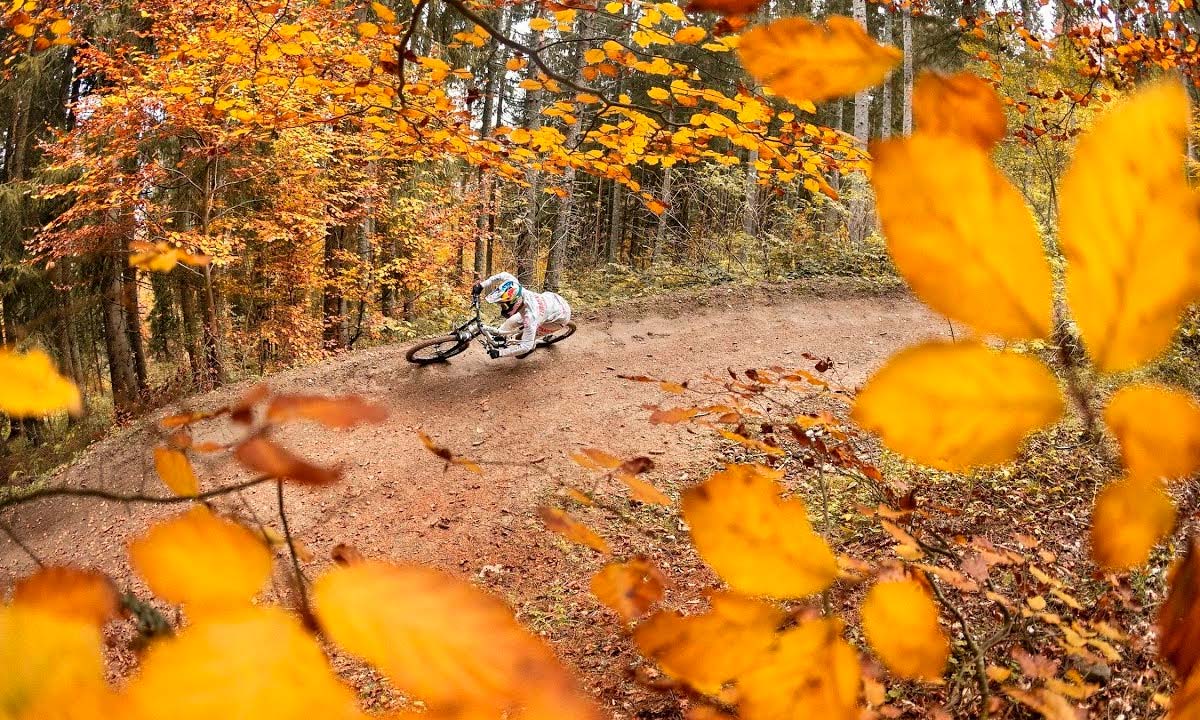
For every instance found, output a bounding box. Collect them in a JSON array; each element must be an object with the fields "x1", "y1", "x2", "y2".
[
  {"x1": 236, "y1": 435, "x2": 341, "y2": 485},
  {"x1": 539, "y1": 506, "x2": 610, "y2": 553},
  {"x1": 862, "y1": 578, "x2": 950, "y2": 680},
  {"x1": 153, "y1": 446, "x2": 199, "y2": 497},
  {"x1": 12, "y1": 566, "x2": 119, "y2": 627},
  {"x1": 739, "y1": 617, "x2": 861, "y2": 720},
  {"x1": 266, "y1": 394, "x2": 388, "y2": 428},
  {"x1": 1105, "y1": 383, "x2": 1200, "y2": 482},
  {"x1": 648, "y1": 406, "x2": 699, "y2": 424},
  {"x1": 417, "y1": 432, "x2": 482, "y2": 474},
  {"x1": 1091, "y1": 476, "x2": 1176, "y2": 570},
  {"x1": 717, "y1": 428, "x2": 786, "y2": 457},
  {"x1": 682, "y1": 464, "x2": 837, "y2": 598},
  {"x1": 123, "y1": 606, "x2": 363, "y2": 720},
  {"x1": 313, "y1": 560, "x2": 600, "y2": 718},
  {"x1": 590, "y1": 557, "x2": 666, "y2": 622},
  {"x1": 129, "y1": 506, "x2": 272, "y2": 613},
  {"x1": 913, "y1": 71, "x2": 1007, "y2": 149},
  {"x1": 569, "y1": 447, "x2": 622, "y2": 470},
  {"x1": 738, "y1": 16, "x2": 901, "y2": 104},
  {"x1": 617, "y1": 473, "x2": 672, "y2": 505},
  {"x1": 633, "y1": 593, "x2": 784, "y2": 693}
]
